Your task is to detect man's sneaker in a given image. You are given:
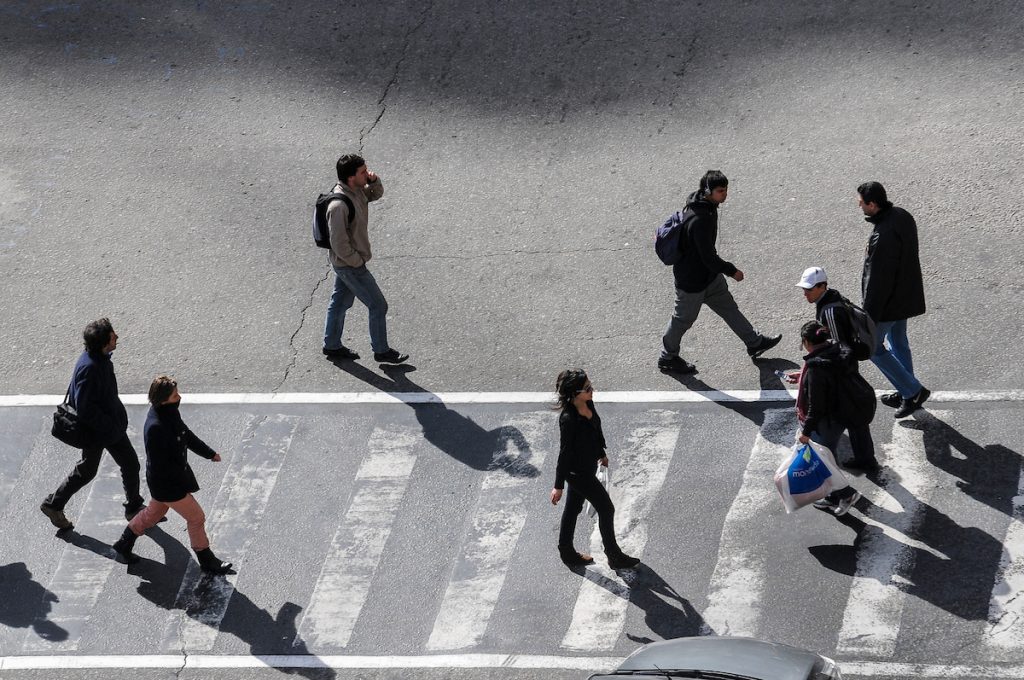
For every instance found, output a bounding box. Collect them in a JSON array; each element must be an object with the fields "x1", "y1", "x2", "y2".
[
  {"x1": 40, "y1": 502, "x2": 73, "y2": 531},
  {"x1": 813, "y1": 499, "x2": 836, "y2": 510},
  {"x1": 323, "y1": 345, "x2": 360, "y2": 360},
  {"x1": 833, "y1": 491, "x2": 862, "y2": 516},
  {"x1": 374, "y1": 349, "x2": 409, "y2": 364},
  {"x1": 880, "y1": 391, "x2": 902, "y2": 408},
  {"x1": 895, "y1": 387, "x2": 931, "y2": 418},
  {"x1": 747, "y1": 334, "x2": 783, "y2": 359},
  {"x1": 657, "y1": 356, "x2": 697, "y2": 375}
]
